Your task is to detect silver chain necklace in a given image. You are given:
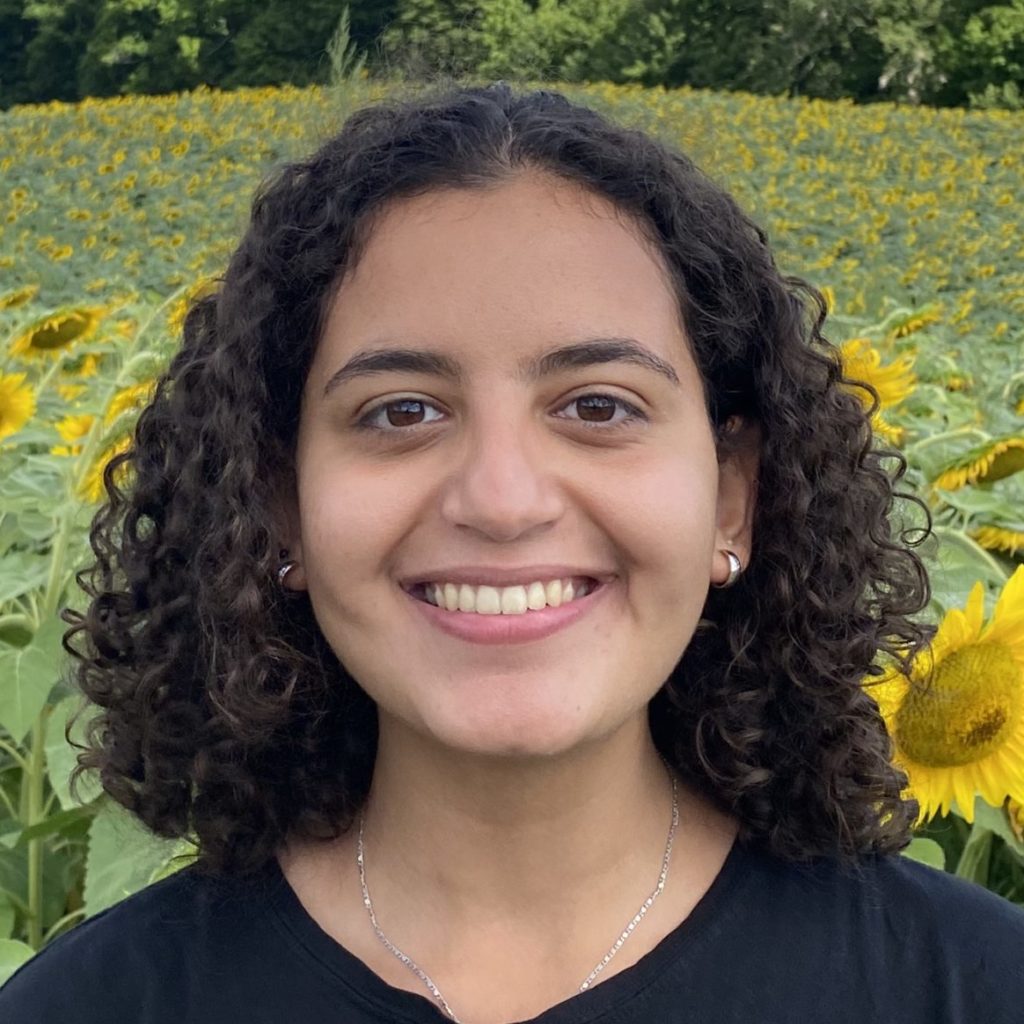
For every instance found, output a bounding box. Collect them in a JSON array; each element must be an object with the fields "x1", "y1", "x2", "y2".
[{"x1": 356, "y1": 770, "x2": 679, "y2": 1023}]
